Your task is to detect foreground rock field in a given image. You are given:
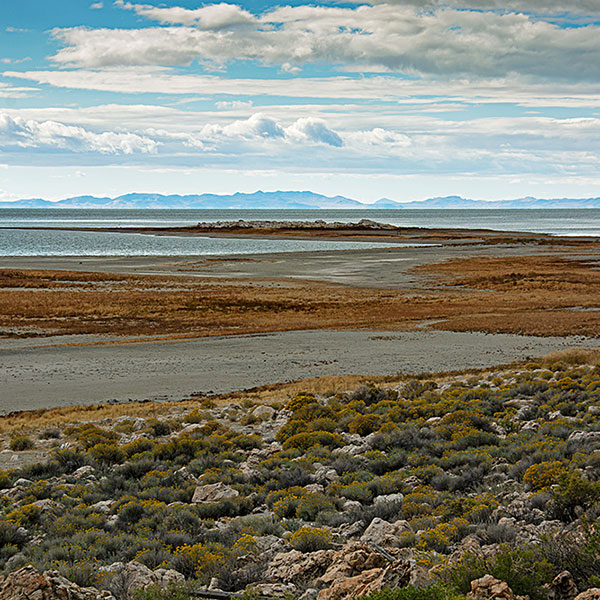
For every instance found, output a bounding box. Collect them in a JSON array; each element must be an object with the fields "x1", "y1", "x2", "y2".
[{"x1": 2, "y1": 351, "x2": 600, "y2": 600}]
